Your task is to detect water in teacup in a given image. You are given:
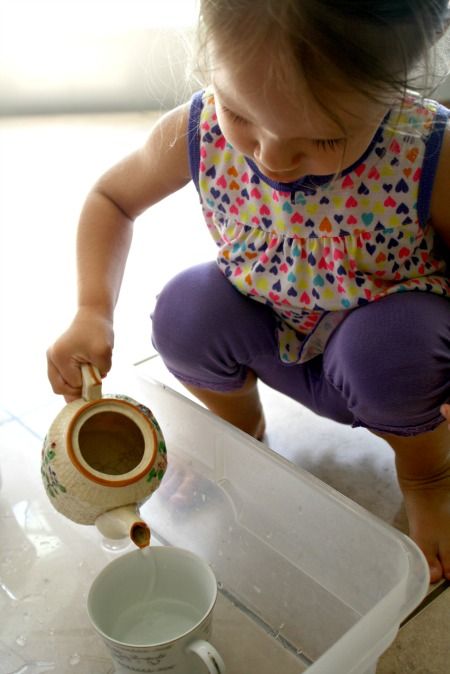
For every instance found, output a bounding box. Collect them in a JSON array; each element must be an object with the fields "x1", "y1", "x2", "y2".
[{"x1": 110, "y1": 597, "x2": 203, "y2": 645}]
